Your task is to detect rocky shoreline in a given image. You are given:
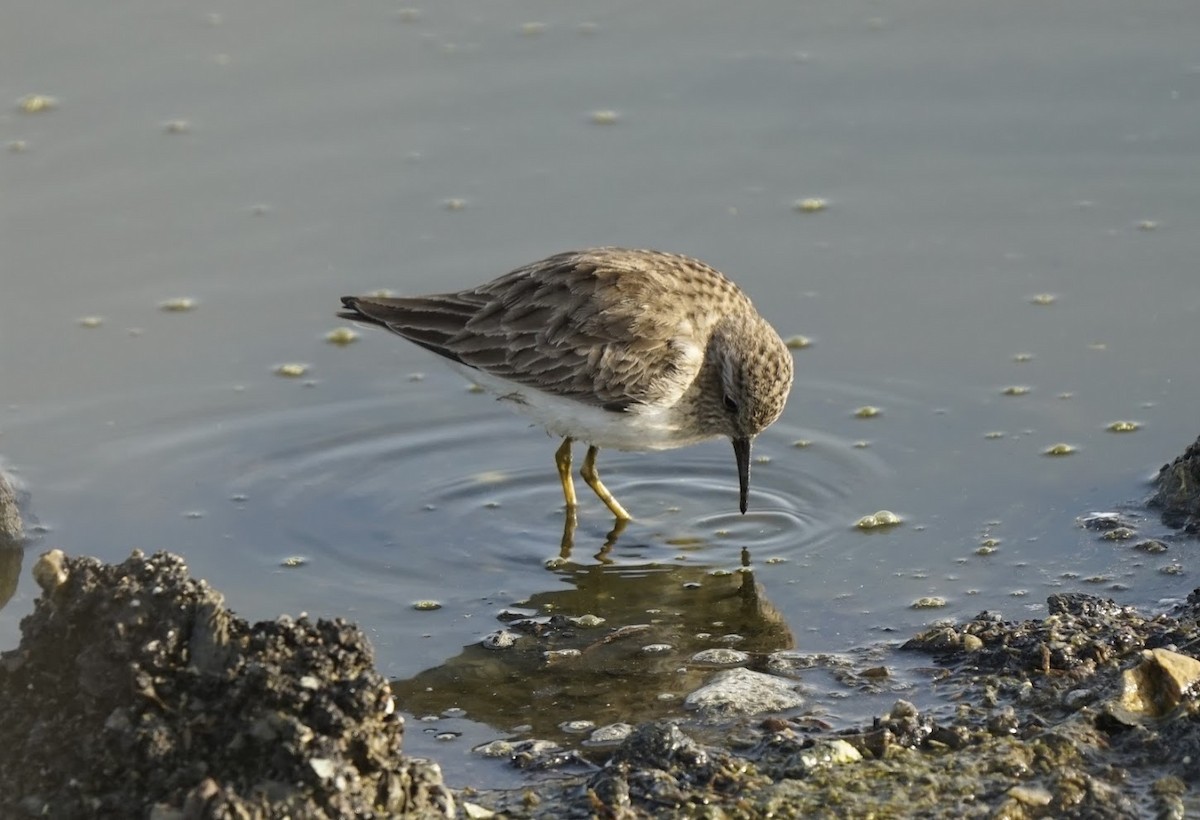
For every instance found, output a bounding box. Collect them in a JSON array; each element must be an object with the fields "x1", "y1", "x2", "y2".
[{"x1": 1, "y1": 439, "x2": 1199, "y2": 818}]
